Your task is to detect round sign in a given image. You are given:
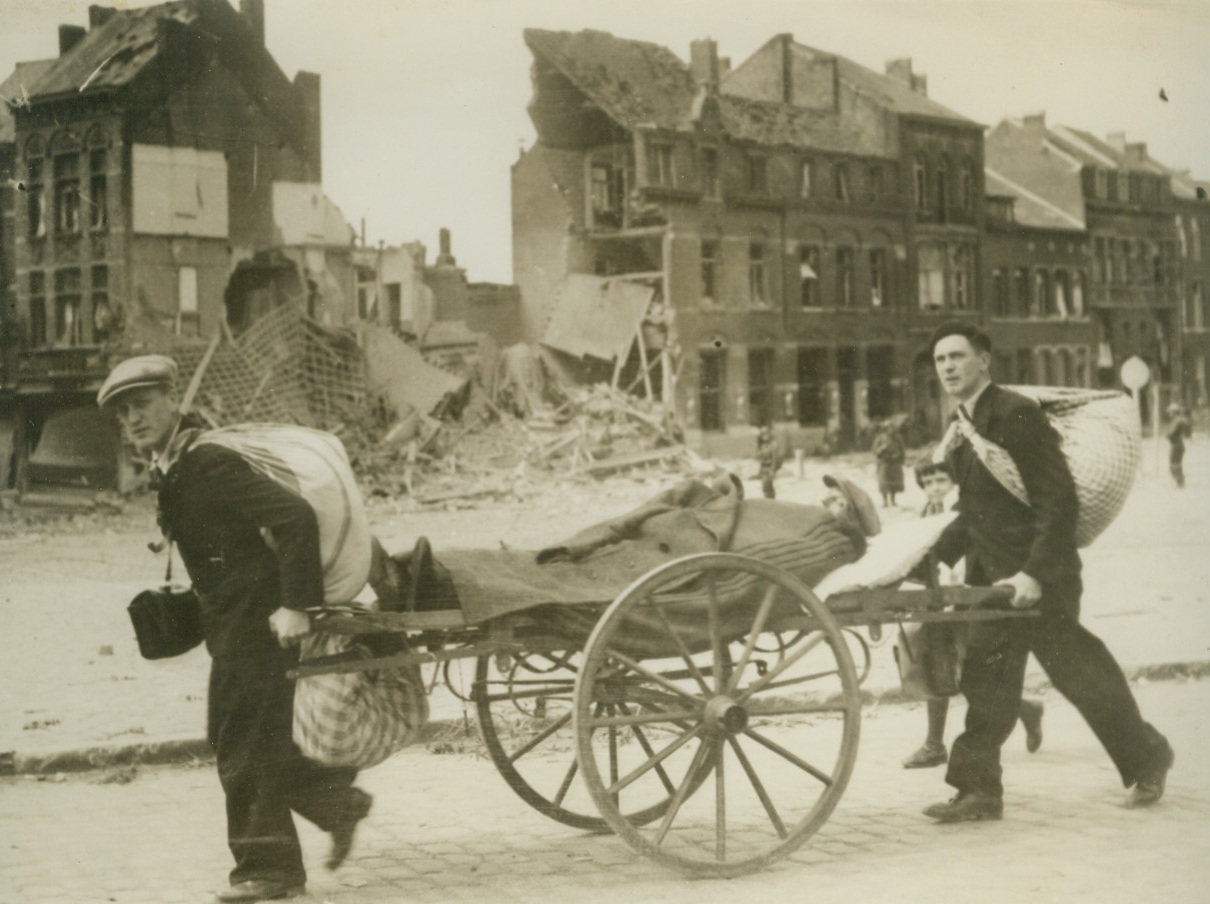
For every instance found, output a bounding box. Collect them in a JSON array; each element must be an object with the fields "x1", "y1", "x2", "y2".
[{"x1": 1120, "y1": 356, "x2": 1150, "y2": 391}]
